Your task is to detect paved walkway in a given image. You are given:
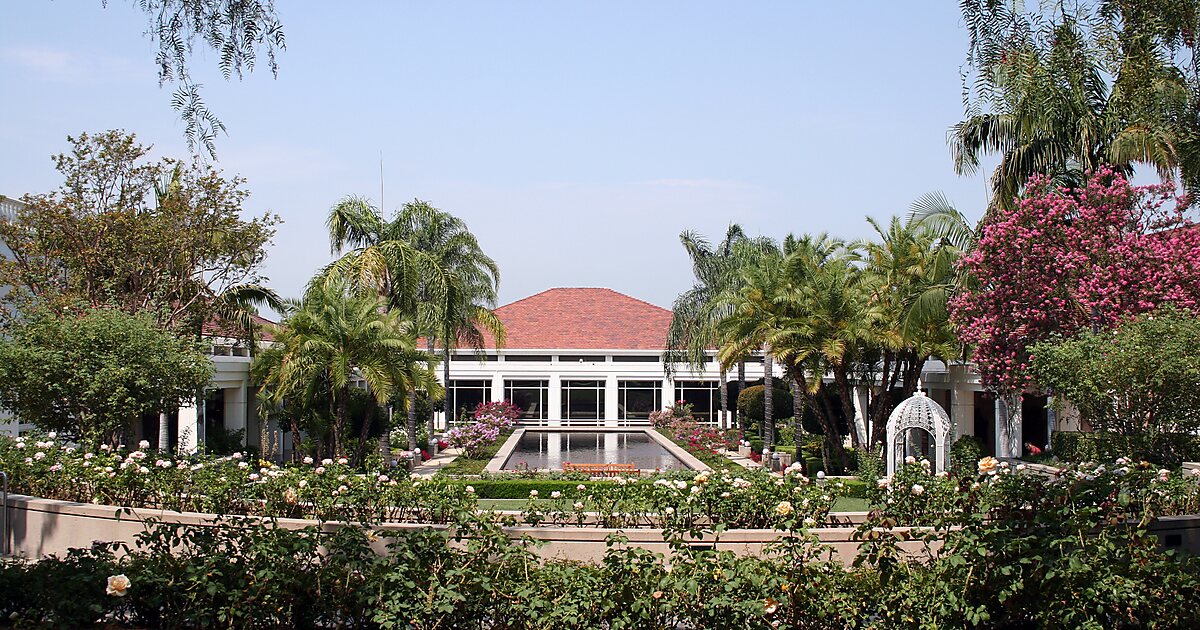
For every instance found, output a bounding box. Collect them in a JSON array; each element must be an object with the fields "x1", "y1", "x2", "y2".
[
  {"x1": 721, "y1": 449, "x2": 764, "y2": 469},
  {"x1": 412, "y1": 447, "x2": 464, "y2": 476}
]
